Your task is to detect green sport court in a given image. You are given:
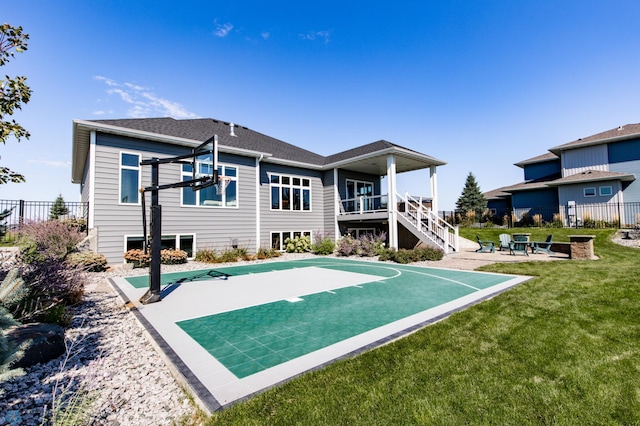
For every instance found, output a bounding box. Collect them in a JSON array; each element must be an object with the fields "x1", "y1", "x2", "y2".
[{"x1": 108, "y1": 257, "x2": 531, "y2": 411}]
